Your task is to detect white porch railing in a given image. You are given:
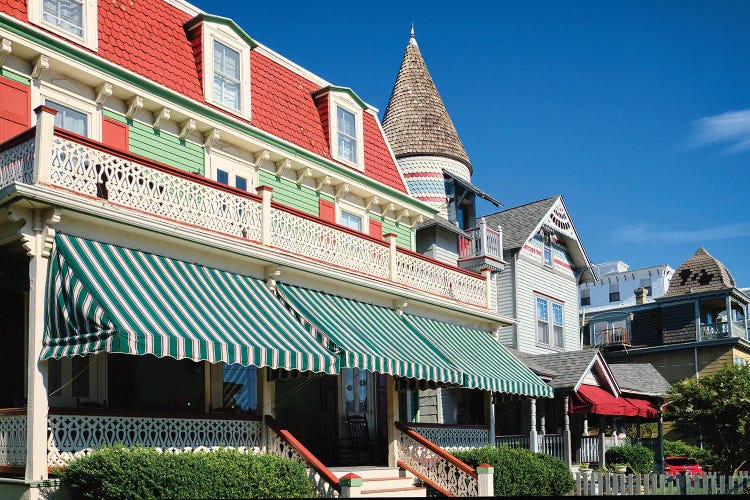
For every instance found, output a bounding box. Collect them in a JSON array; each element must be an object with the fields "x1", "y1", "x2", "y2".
[
  {"x1": 573, "y1": 471, "x2": 750, "y2": 496},
  {"x1": 495, "y1": 434, "x2": 530, "y2": 449},
  {"x1": 0, "y1": 128, "x2": 490, "y2": 309},
  {"x1": 579, "y1": 435, "x2": 599, "y2": 463},
  {"x1": 395, "y1": 422, "x2": 482, "y2": 496},
  {"x1": 0, "y1": 409, "x2": 27, "y2": 468},
  {"x1": 46, "y1": 410, "x2": 263, "y2": 467},
  {"x1": 538, "y1": 434, "x2": 564, "y2": 460},
  {"x1": 459, "y1": 219, "x2": 503, "y2": 261},
  {"x1": 406, "y1": 423, "x2": 488, "y2": 451}
]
